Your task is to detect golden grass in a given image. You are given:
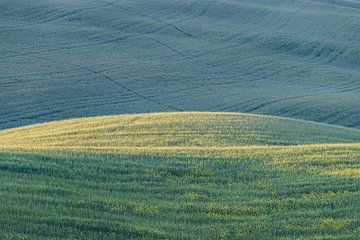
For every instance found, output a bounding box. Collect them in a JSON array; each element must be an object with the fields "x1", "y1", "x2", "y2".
[
  {"x1": 1, "y1": 112, "x2": 360, "y2": 153},
  {"x1": 1, "y1": 112, "x2": 360, "y2": 178}
]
